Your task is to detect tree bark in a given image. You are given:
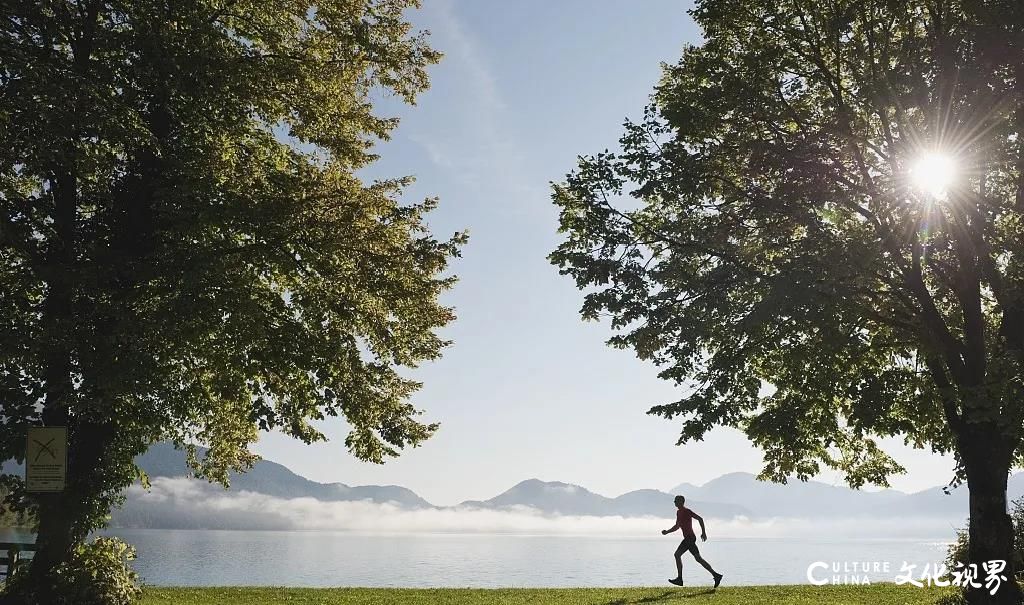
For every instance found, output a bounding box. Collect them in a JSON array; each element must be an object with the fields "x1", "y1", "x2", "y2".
[
  {"x1": 1, "y1": 161, "x2": 78, "y2": 604},
  {"x1": 22, "y1": 495, "x2": 78, "y2": 605},
  {"x1": 963, "y1": 436, "x2": 1021, "y2": 604}
]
